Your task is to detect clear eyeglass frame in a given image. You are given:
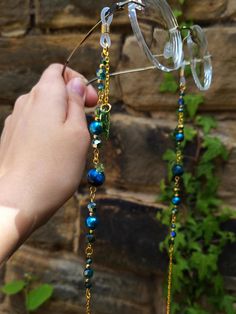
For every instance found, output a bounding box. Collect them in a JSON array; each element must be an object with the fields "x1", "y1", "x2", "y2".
[
  {"x1": 186, "y1": 25, "x2": 213, "y2": 91},
  {"x1": 62, "y1": 0, "x2": 213, "y2": 91}
]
